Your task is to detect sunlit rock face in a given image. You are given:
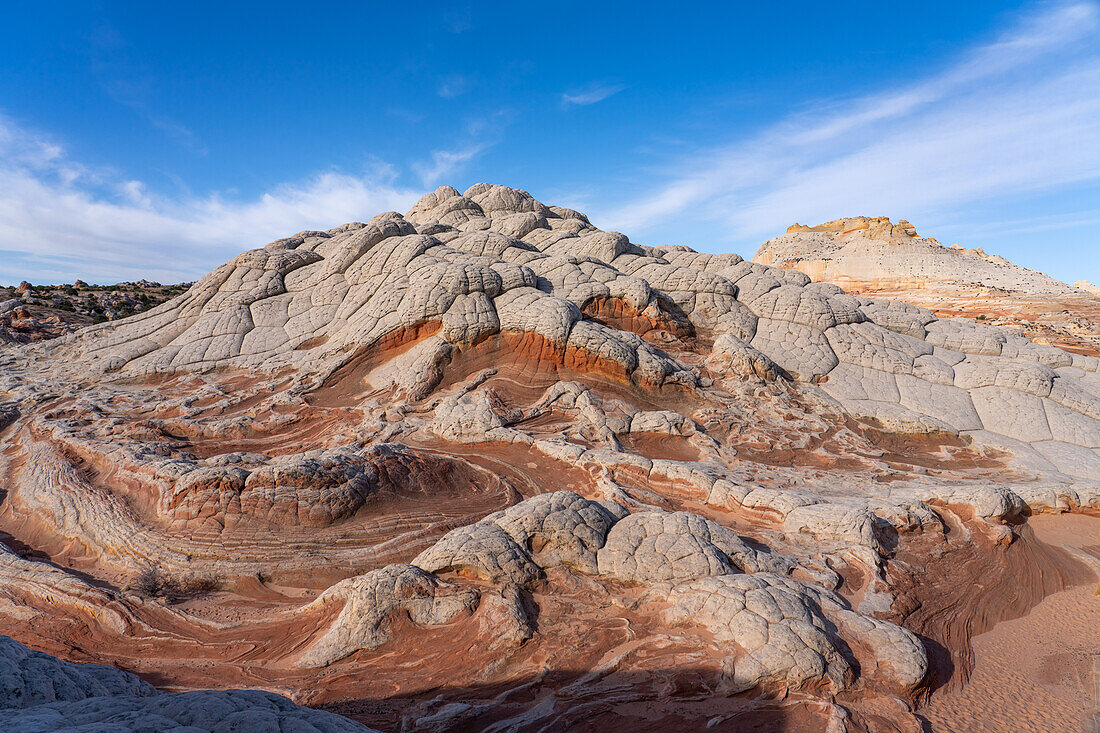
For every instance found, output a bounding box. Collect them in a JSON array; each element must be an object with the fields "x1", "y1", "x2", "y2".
[
  {"x1": 754, "y1": 216, "x2": 1075, "y2": 295},
  {"x1": 755, "y1": 216, "x2": 1100, "y2": 358},
  {"x1": 0, "y1": 184, "x2": 1097, "y2": 731}
]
